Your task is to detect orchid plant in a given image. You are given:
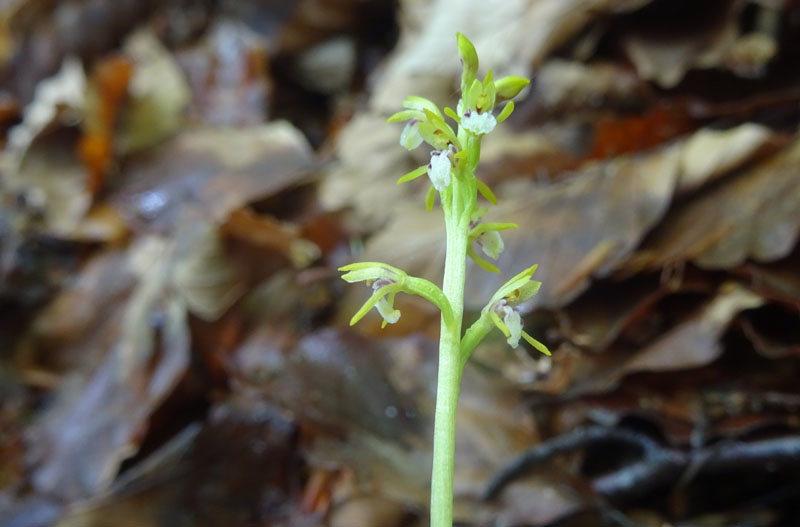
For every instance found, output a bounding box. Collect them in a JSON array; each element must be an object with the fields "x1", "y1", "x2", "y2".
[{"x1": 339, "y1": 33, "x2": 550, "y2": 527}]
